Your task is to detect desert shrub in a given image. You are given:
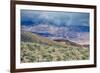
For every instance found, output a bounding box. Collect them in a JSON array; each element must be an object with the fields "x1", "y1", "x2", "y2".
[{"x1": 21, "y1": 42, "x2": 89, "y2": 63}]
